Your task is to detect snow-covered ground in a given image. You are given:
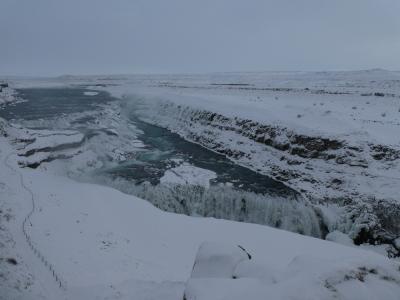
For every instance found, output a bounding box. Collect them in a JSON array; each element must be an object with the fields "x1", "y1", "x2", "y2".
[
  {"x1": 1, "y1": 70, "x2": 400, "y2": 299},
  {"x1": 1, "y1": 121, "x2": 400, "y2": 299}
]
